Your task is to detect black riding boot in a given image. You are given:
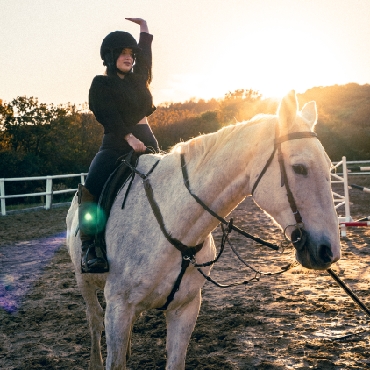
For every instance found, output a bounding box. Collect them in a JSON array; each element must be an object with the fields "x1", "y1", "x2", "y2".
[{"x1": 78, "y1": 184, "x2": 109, "y2": 273}]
